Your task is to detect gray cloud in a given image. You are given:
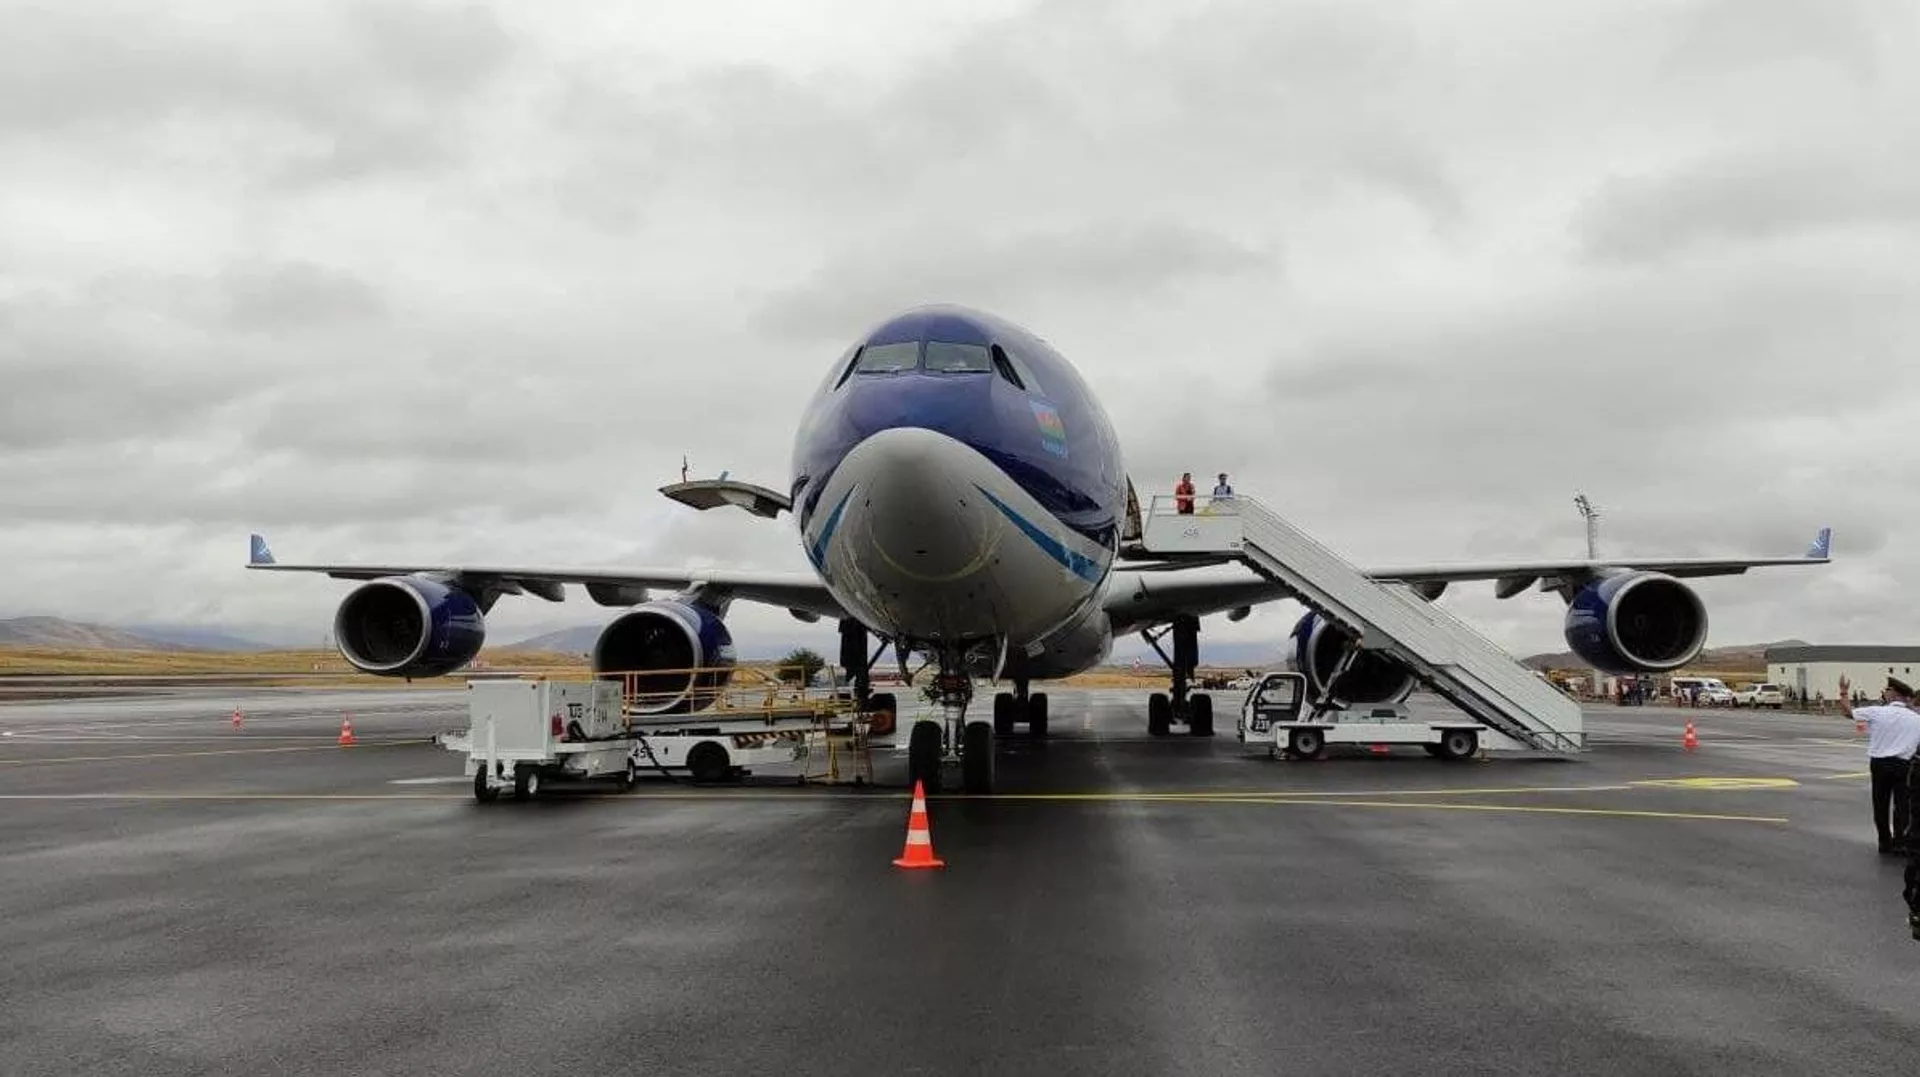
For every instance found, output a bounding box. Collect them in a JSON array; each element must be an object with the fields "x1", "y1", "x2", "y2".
[{"x1": 2, "y1": 0, "x2": 1916, "y2": 658}]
